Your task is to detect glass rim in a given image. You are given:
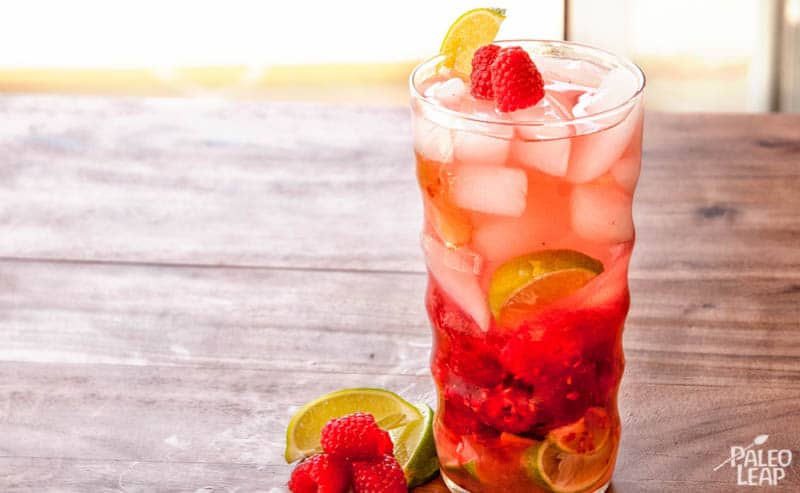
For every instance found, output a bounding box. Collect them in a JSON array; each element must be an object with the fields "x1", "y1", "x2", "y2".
[{"x1": 409, "y1": 39, "x2": 646, "y2": 128}]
